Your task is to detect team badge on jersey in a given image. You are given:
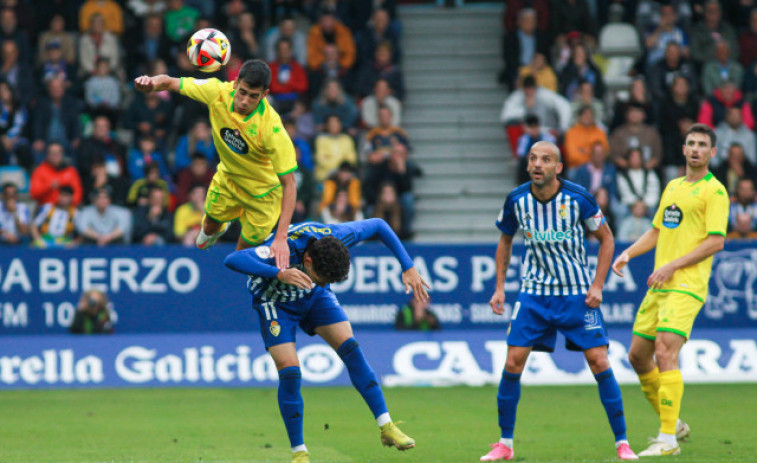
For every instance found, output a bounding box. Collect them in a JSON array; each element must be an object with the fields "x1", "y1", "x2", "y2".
[
  {"x1": 662, "y1": 203, "x2": 684, "y2": 229},
  {"x1": 559, "y1": 204, "x2": 567, "y2": 219},
  {"x1": 270, "y1": 320, "x2": 281, "y2": 337}
]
